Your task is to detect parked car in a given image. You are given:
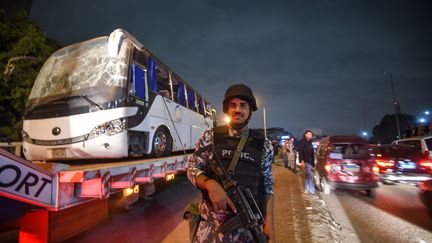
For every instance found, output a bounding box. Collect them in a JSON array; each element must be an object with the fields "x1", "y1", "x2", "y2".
[
  {"x1": 418, "y1": 179, "x2": 432, "y2": 216},
  {"x1": 391, "y1": 135, "x2": 432, "y2": 159},
  {"x1": 373, "y1": 144, "x2": 432, "y2": 184},
  {"x1": 314, "y1": 136, "x2": 379, "y2": 197}
]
